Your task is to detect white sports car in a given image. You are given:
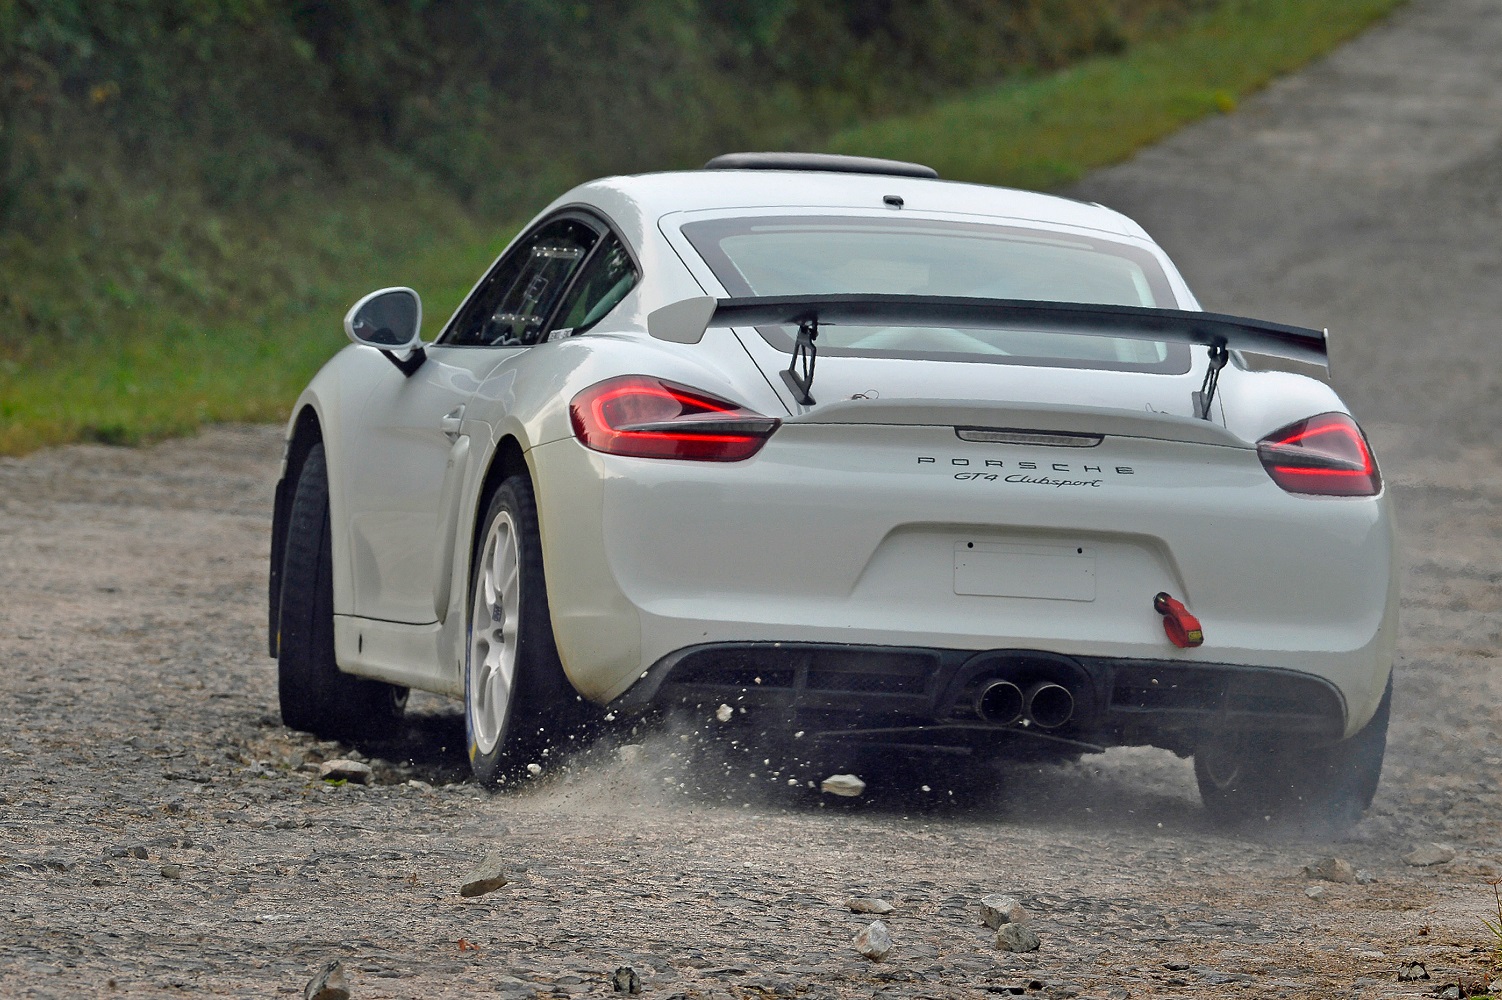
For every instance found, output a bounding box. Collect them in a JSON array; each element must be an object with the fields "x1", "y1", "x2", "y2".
[{"x1": 269, "y1": 152, "x2": 1395, "y2": 827}]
